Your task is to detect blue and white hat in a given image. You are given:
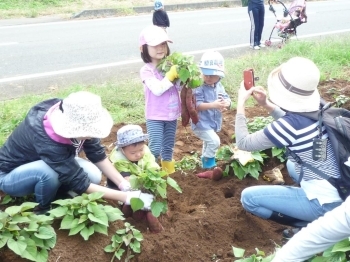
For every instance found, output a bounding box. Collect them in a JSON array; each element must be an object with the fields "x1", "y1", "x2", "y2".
[
  {"x1": 199, "y1": 51, "x2": 225, "y2": 78},
  {"x1": 154, "y1": 0, "x2": 164, "y2": 10},
  {"x1": 116, "y1": 125, "x2": 149, "y2": 148}
]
